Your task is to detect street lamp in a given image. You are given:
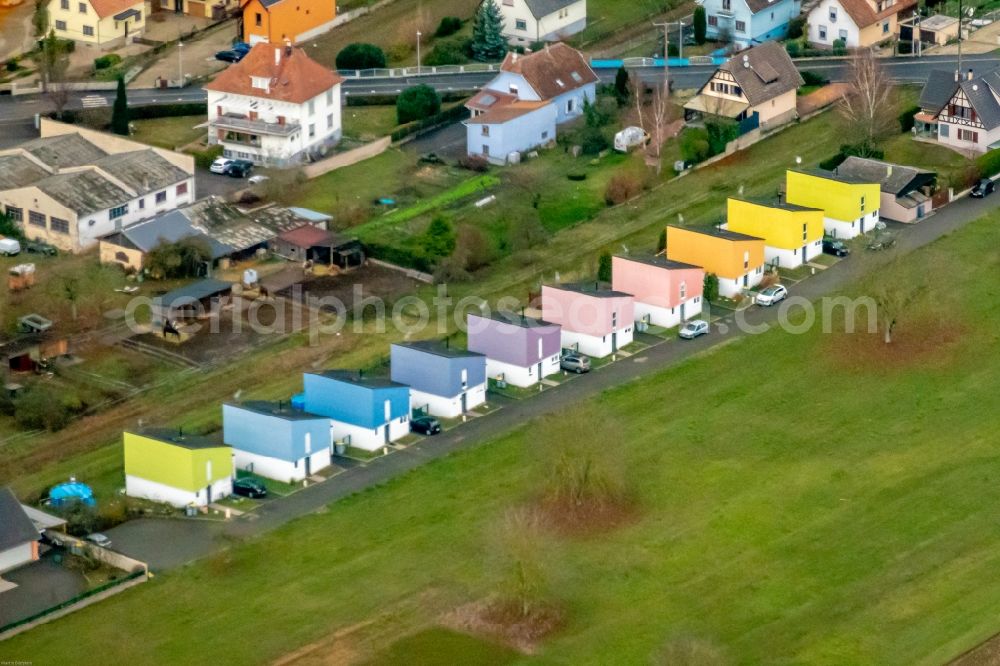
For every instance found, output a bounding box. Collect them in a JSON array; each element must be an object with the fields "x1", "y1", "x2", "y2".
[
  {"x1": 416, "y1": 31, "x2": 422, "y2": 74},
  {"x1": 178, "y1": 42, "x2": 184, "y2": 86}
]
